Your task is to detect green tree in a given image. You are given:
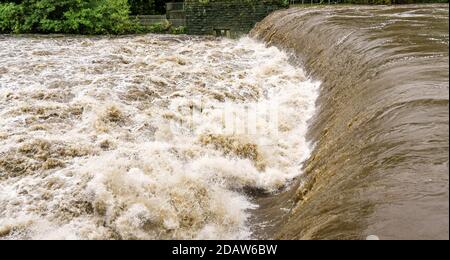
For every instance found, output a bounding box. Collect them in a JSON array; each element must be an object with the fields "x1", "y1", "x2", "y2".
[{"x1": 0, "y1": 0, "x2": 138, "y2": 34}]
